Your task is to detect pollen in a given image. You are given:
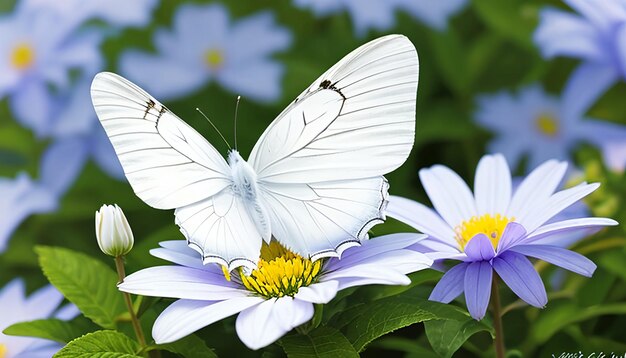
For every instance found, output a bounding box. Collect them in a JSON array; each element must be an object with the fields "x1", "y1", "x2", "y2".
[
  {"x1": 238, "y1": 241, "x2": 322, "y2": 298},
  {"x1": 11, "y1": 43, "x2": 36, "y2": 70},
  {"x1": 455, "y1": 214, "x2": 513, "y2": 251},
  {"x1": 204, "y1": 49, "x2": 224, "y2": 70},
  {"x1": 535, "y1": 113, "x2": 559, "y2": 137}
]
